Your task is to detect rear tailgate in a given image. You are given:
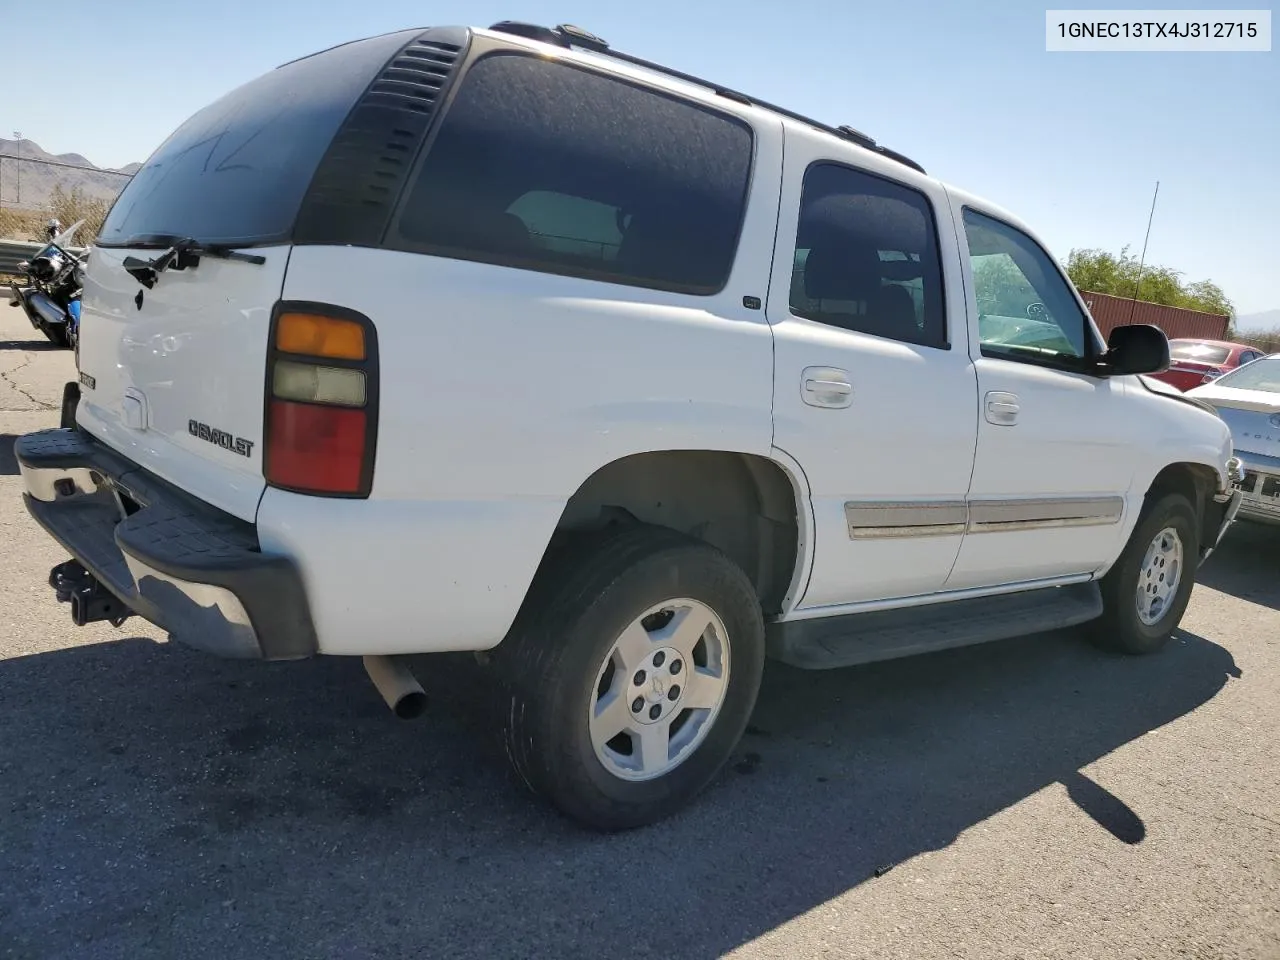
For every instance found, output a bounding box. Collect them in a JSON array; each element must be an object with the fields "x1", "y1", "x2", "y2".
[
  {"x1": 76, "y1": 248, "x2": 289, "y2": 521},
  {"x1": 72, "y1": 26, "x2": 434, "y2": 522}
]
